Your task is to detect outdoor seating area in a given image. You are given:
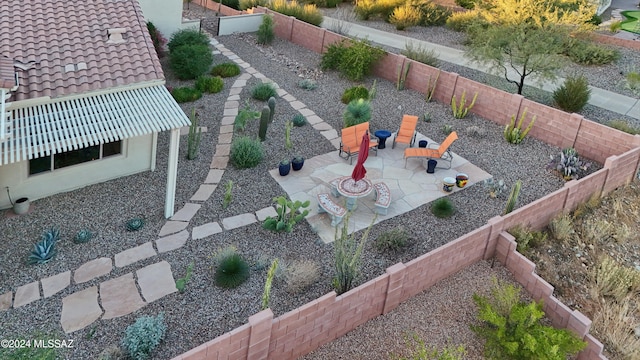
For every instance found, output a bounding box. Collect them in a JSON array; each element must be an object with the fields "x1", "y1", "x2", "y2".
[
  {"x1": 338, "y1": 122, "x2": 378, "y2": 164},
  {"x1": 270, "y1": 130, "x2": 491, "y2": 243},
  {"x1": 404, "y1": 131, "x2": 459, "y2": 169}
]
